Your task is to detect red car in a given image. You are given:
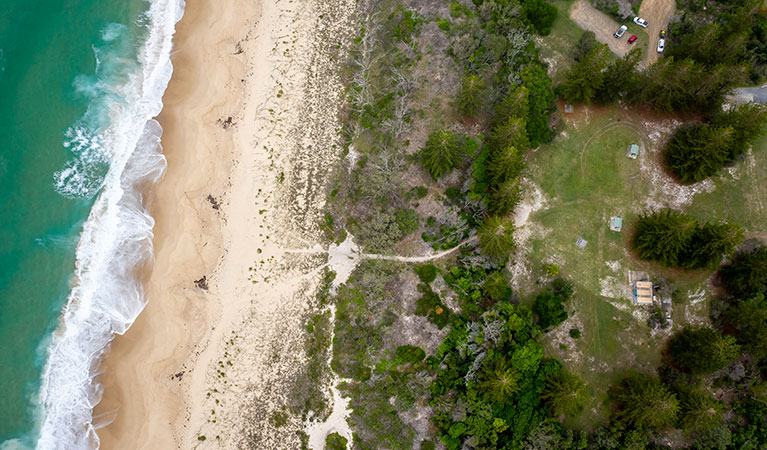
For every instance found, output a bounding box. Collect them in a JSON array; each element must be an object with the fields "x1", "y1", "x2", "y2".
[{"x1": 627, "y1": 34, "x2": 638, "y2": 44}]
